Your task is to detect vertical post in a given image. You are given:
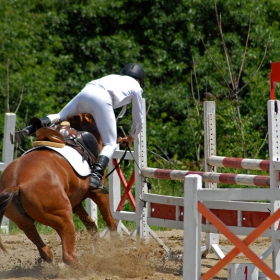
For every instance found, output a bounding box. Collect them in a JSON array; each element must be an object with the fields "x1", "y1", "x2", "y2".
[
  {"x1": 109, "y1": 144, "x2": 122, "y2": 233},
  {"x1": 204, "y1": 101, "x2": 217, "y2": 187},
  {"x1": 183, "y1": 174, "x2": 202, "y2": 280},
  {"x1": 1, "y1": 113, "x2": 16, "y2": 234},
  {"x1": 136, "y1": 98, "x2": 149, "y2": 240},
  {"x1": 0, "y1": 113, "x2": 16, "y2": 171},
  {"x1": 85, "y1": 199, "x2": 98, "y2": 225},
  {"x1": 268, "y1": 100, "x2": 280, "y2": 271},
  {"x1": 203, "y1": 102, "x2": 219, "y2": 250}
]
